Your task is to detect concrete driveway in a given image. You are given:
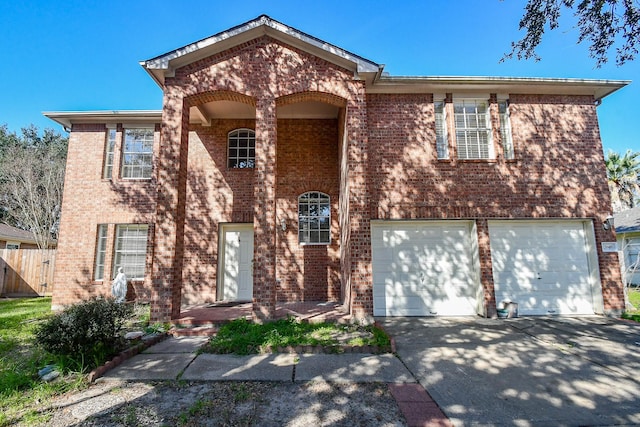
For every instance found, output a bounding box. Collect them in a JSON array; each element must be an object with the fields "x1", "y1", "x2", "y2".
[{"x1": 380, "y1": 316, "x2": 640, "y2": 427}]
